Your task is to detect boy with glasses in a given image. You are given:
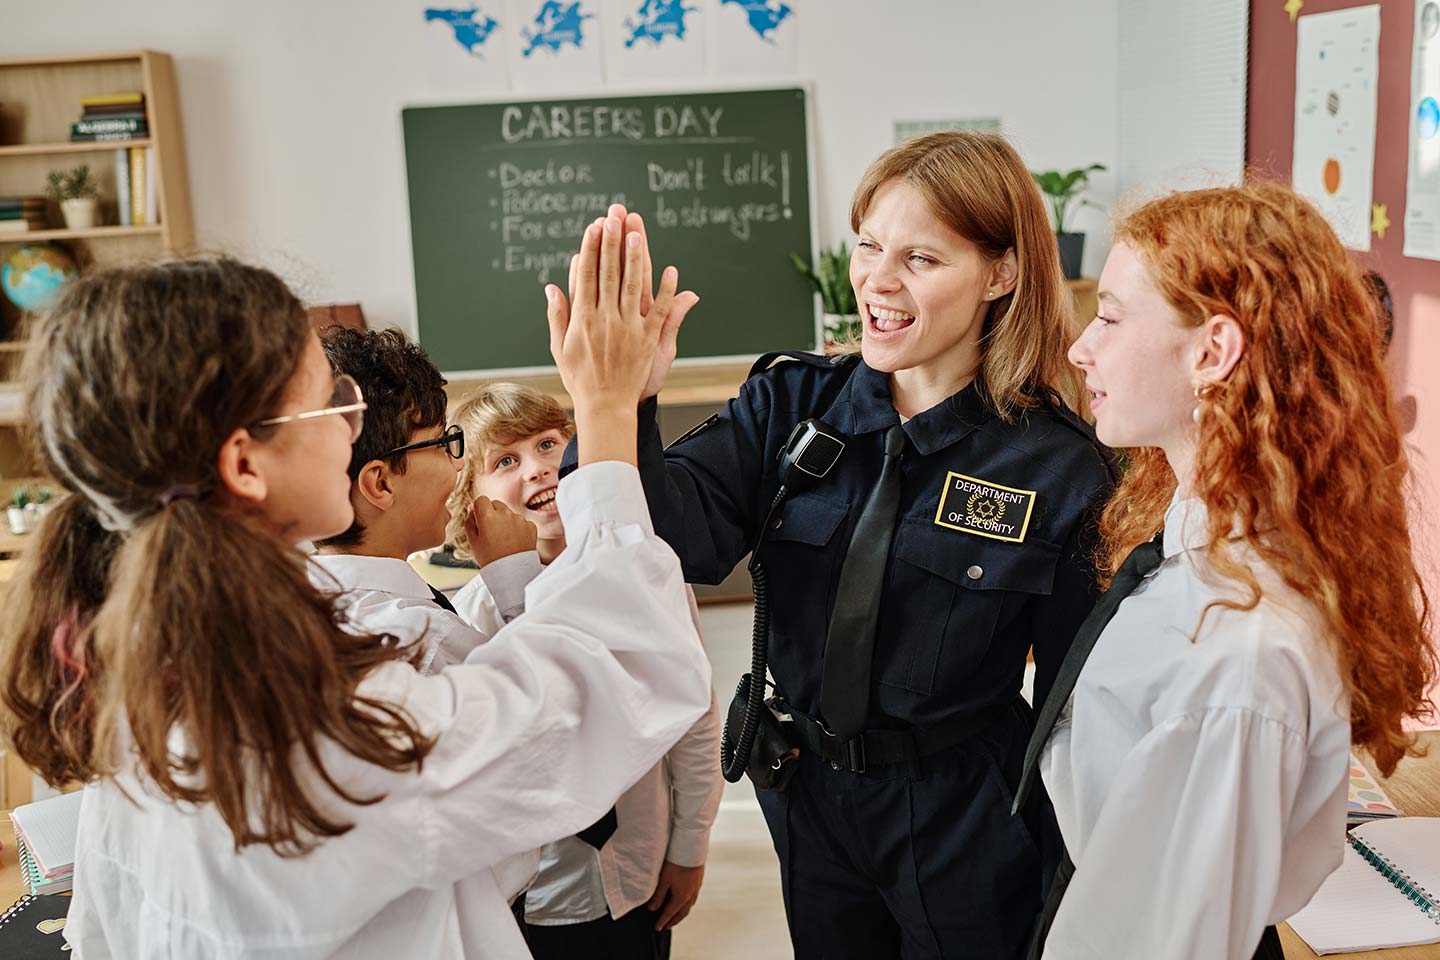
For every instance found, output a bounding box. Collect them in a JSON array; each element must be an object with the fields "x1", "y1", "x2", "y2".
[{"x1": 309, "y1": 327, "x2": 535, "y2": 672}]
